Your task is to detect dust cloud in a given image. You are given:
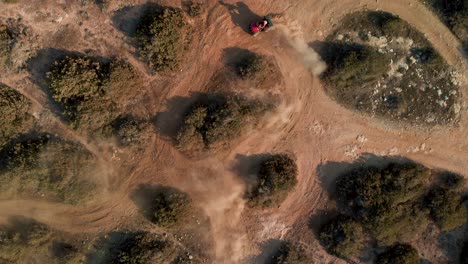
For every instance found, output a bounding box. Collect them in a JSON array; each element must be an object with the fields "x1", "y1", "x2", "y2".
[
  {"x1": 173, "y1": 159, "x2": 249, "y2": 263},
  {"x1": 275, "y1": 19, "x2": 327, "y2": 76}
]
